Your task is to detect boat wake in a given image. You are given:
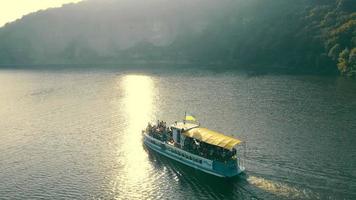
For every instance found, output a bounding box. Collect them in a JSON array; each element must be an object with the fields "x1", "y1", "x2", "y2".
[{"x1": 247, "y1": 175, "x2": 318, "y2": 199}]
